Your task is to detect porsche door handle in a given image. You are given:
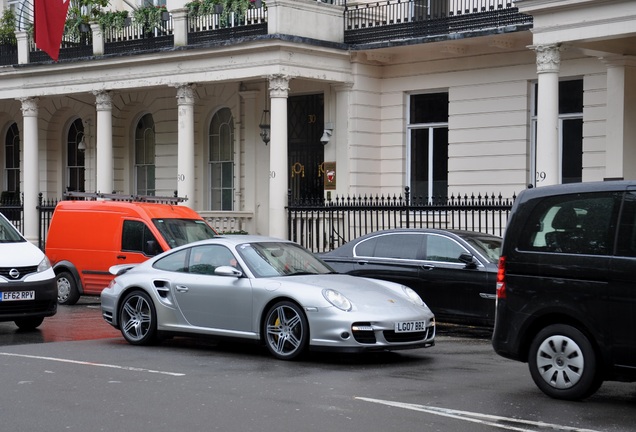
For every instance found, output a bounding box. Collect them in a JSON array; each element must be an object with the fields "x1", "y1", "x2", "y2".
[{"x1": 175, "y1": 285, "x2": 189, "y2": 293}]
